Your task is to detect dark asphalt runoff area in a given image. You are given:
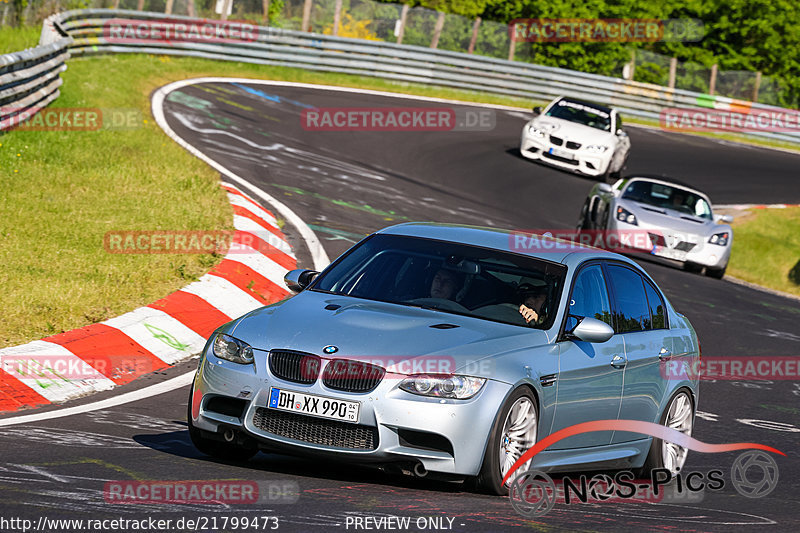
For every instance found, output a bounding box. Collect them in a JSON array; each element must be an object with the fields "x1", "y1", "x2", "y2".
[{"x1": 1, "y1": 81, "x2": 798, "y2": 533}]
